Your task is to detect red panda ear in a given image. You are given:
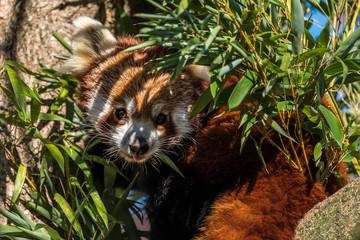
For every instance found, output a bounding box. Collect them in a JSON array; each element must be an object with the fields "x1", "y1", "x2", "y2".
[
  {"x1": 185, "y1": 65, "x2": 211, "y2": 83},
  {"x1": 60, "y1": 16, "x2": 117, "y2": 75}
]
